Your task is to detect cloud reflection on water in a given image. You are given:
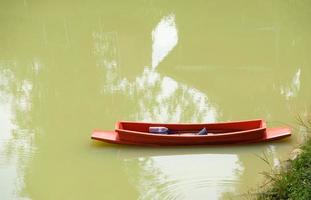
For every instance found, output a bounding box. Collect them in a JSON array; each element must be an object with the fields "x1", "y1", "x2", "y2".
[
  {"x1": 0, "y1": 62, "x2": 36, "y2": 200},
  {"x1": 280, "y1": 68, "x2": 301, "y2": 99},
  {"x1": 93, "y1": 14, "x2": 218, "y2": 123},
  {"x1": 124, "y1": 154, "x2": 243, "y2": 200},
  {"x1": 152, "y1": 14, "x2": 178, "y2": 69}
]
